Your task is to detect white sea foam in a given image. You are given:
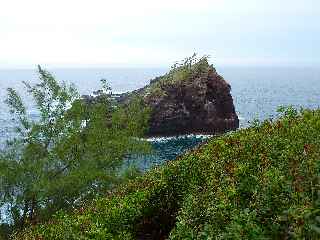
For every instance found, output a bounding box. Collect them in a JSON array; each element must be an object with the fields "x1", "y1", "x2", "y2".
[
  {"x1": 144, "y1": 134, "x2": 212, "y2": 143},
  {"x1": 238, "y1": 115, "x2": 245, "y2": 120}
]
